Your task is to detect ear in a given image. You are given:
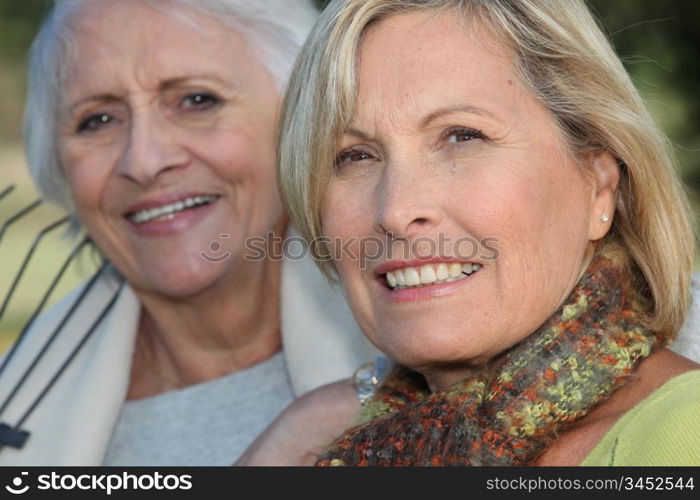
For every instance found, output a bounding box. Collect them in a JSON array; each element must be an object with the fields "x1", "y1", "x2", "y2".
[{"x1": 587, "y1": 151, "x2": 620, "y2": 241}]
